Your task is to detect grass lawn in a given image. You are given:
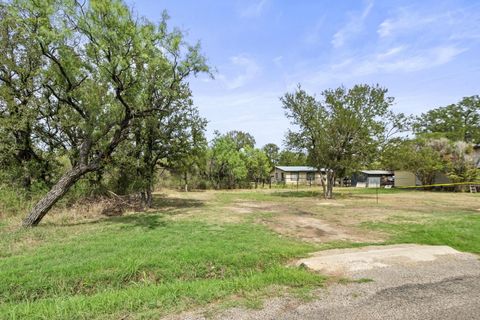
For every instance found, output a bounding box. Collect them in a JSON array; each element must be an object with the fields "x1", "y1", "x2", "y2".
[
  {"x1": 1, "y1": 187, "x2": 479, "y2": 319},
  {"x1": 0, "y1": 213, "x2": 324, "y2": 319}
]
